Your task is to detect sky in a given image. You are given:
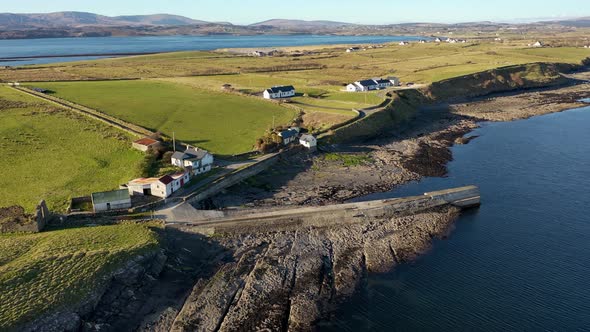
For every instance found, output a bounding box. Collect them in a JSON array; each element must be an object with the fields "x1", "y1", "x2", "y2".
[{"x1": 2, "y1": 0, "x2": 589, "y2": 25}]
